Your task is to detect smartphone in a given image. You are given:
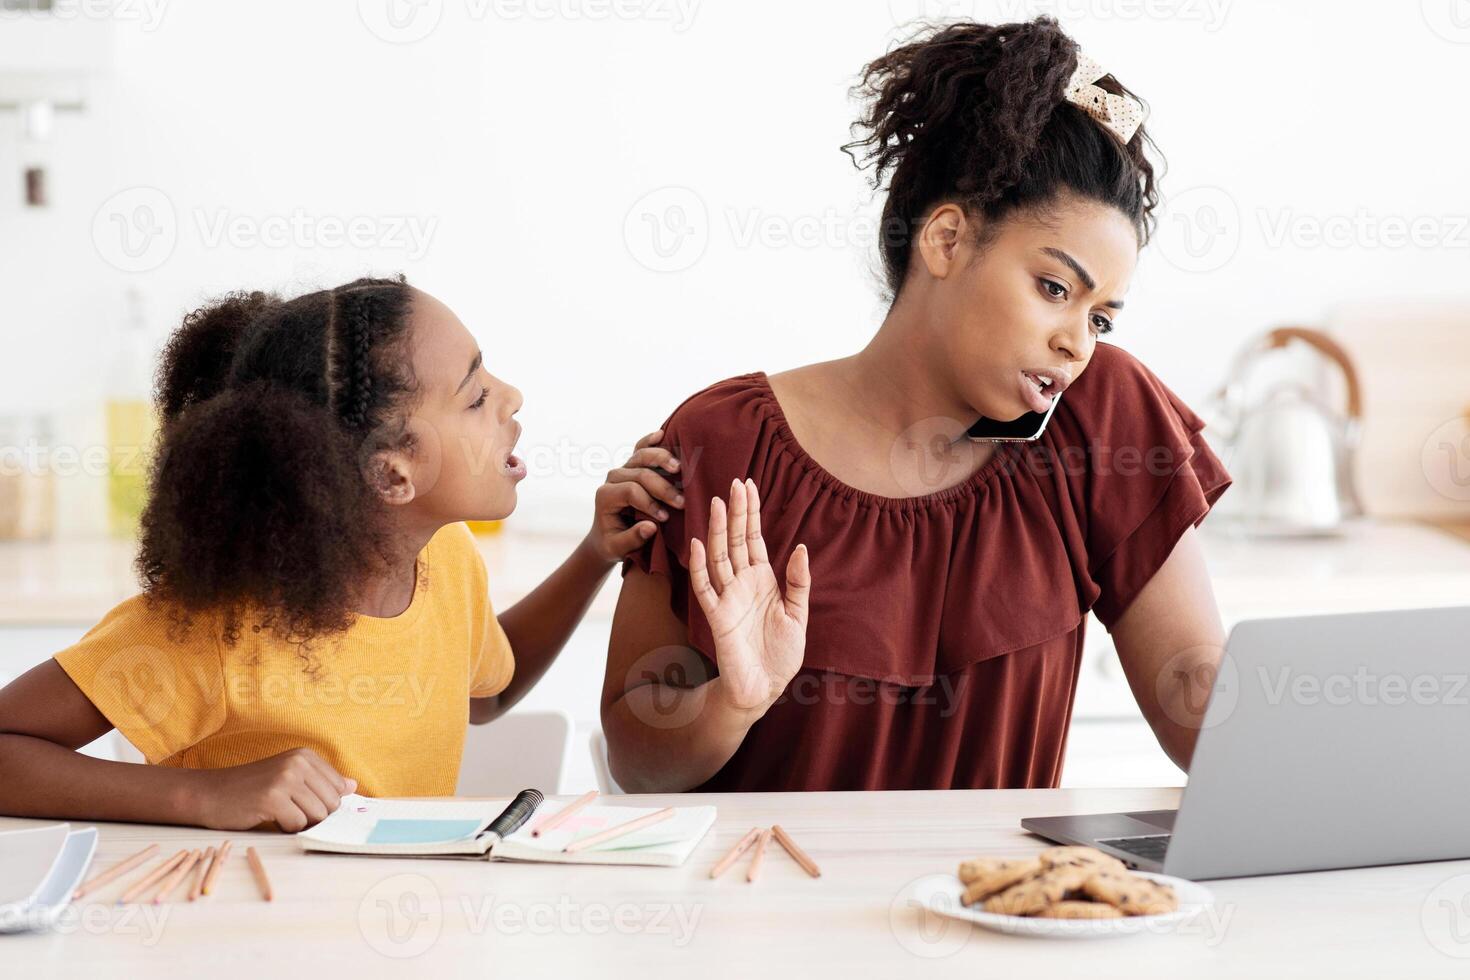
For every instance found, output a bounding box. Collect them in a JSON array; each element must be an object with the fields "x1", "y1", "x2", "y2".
[{"x1": 965, "y1": 390, "x2": 1063, "y2": 443}]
